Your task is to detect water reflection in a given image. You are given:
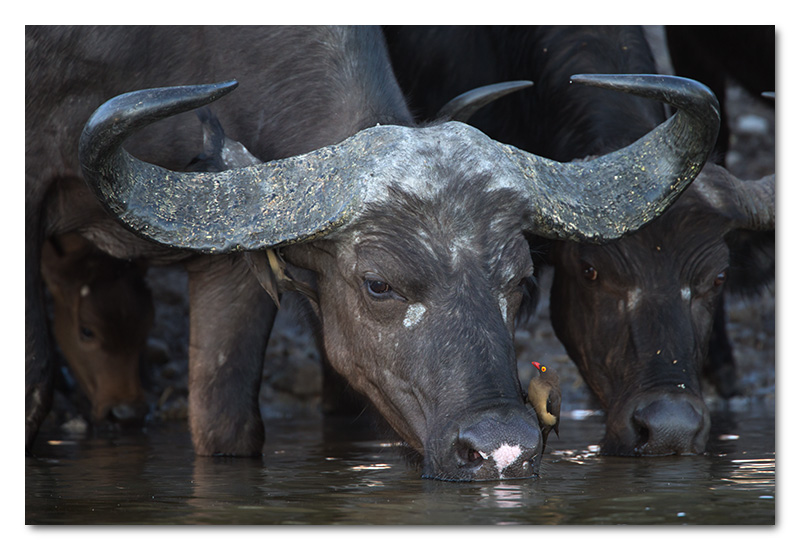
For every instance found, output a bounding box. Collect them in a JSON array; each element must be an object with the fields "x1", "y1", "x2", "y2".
[{"x1": 26, "y1": 412, "x2": 774, "y2": 525}]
